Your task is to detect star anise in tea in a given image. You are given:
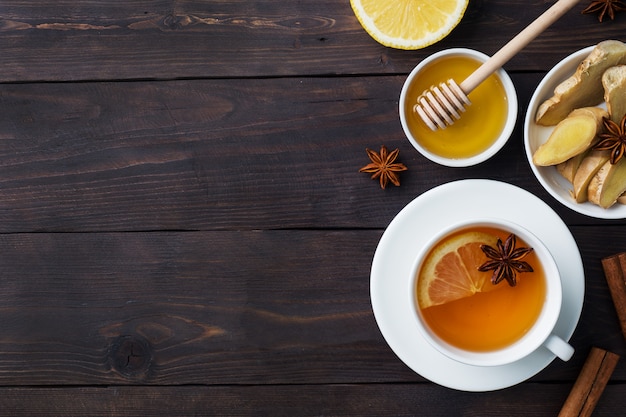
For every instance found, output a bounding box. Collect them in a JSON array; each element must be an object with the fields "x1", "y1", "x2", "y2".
[
  {"x1": 478, "y1": 234, "x2": 534, "y2": 287},
  {"x1": 582, "y1": 0, "x2": 626, "y2": 22},
  {"x1": 359, "y1": 145, "x2": 408, "y2": 189},
  {"x1": 592, "y1": 115, "x2": 626, "y2": 164}
]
